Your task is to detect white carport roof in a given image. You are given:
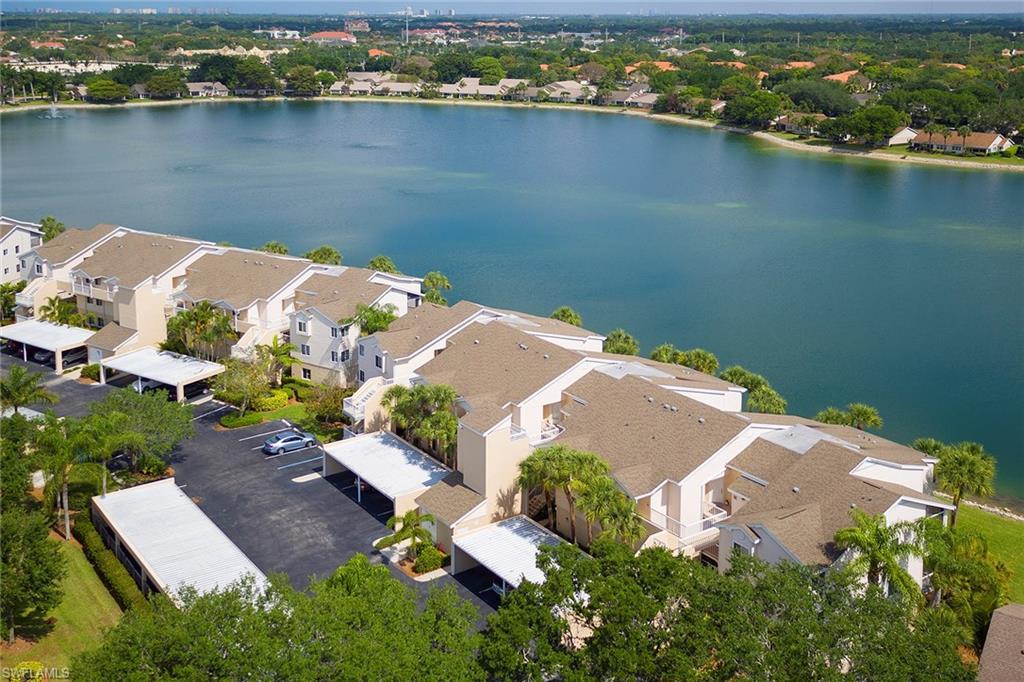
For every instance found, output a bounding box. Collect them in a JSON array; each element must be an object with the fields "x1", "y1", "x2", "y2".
[
  {"x1": 91, "y1": 478, "x2": 267, "y2": 600},
  {"x1": 454, "y1": 516, "x2": 566, "y2": 588},
  {"x1": 101, "y1": 347, "x2": 224, "y2": 387},
  {"x1": 322, "y1": 431, "x2": 448, "y2": 501},
  {"x1": 0, "y1": 319, "x2": 94, "y2": 351}
]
